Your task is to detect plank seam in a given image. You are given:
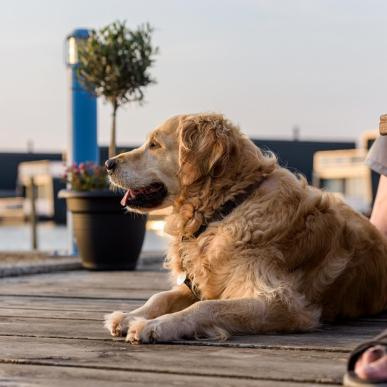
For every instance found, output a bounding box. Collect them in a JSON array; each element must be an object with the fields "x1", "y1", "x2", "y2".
[
  {"x1": 0, "y1": 334, "x2": 351, "y2": 352},
  {"x1": 0, "y1": 358, "x2": 341, "y2": 385},
  {"x1": 0, "y1": 315, "x2": 101, "y2": 322},
  {"x1": 0, "y1": 294, "x2": 148, "y2": 301},
  {"x1": 0, "y1": 307, "x2": 123, "y2": 313}
]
